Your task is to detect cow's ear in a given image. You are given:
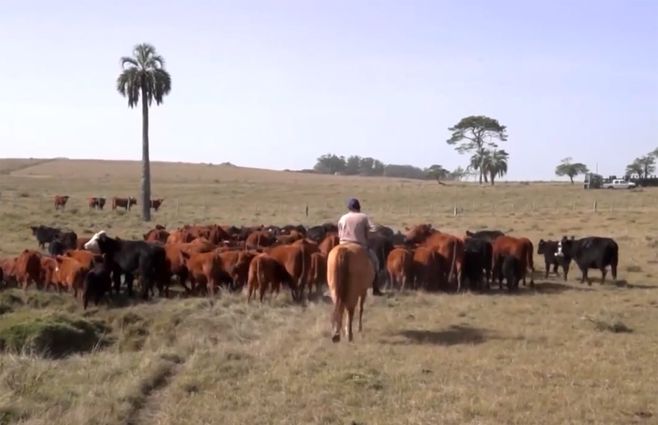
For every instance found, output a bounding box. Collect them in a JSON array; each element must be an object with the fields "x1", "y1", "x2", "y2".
[
  {"x1": 570, "y1": 235, "x2": 575, "y2": 240},
  {"x1": 539, "y1": 239, "x2": 544, "y2": 243}
]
